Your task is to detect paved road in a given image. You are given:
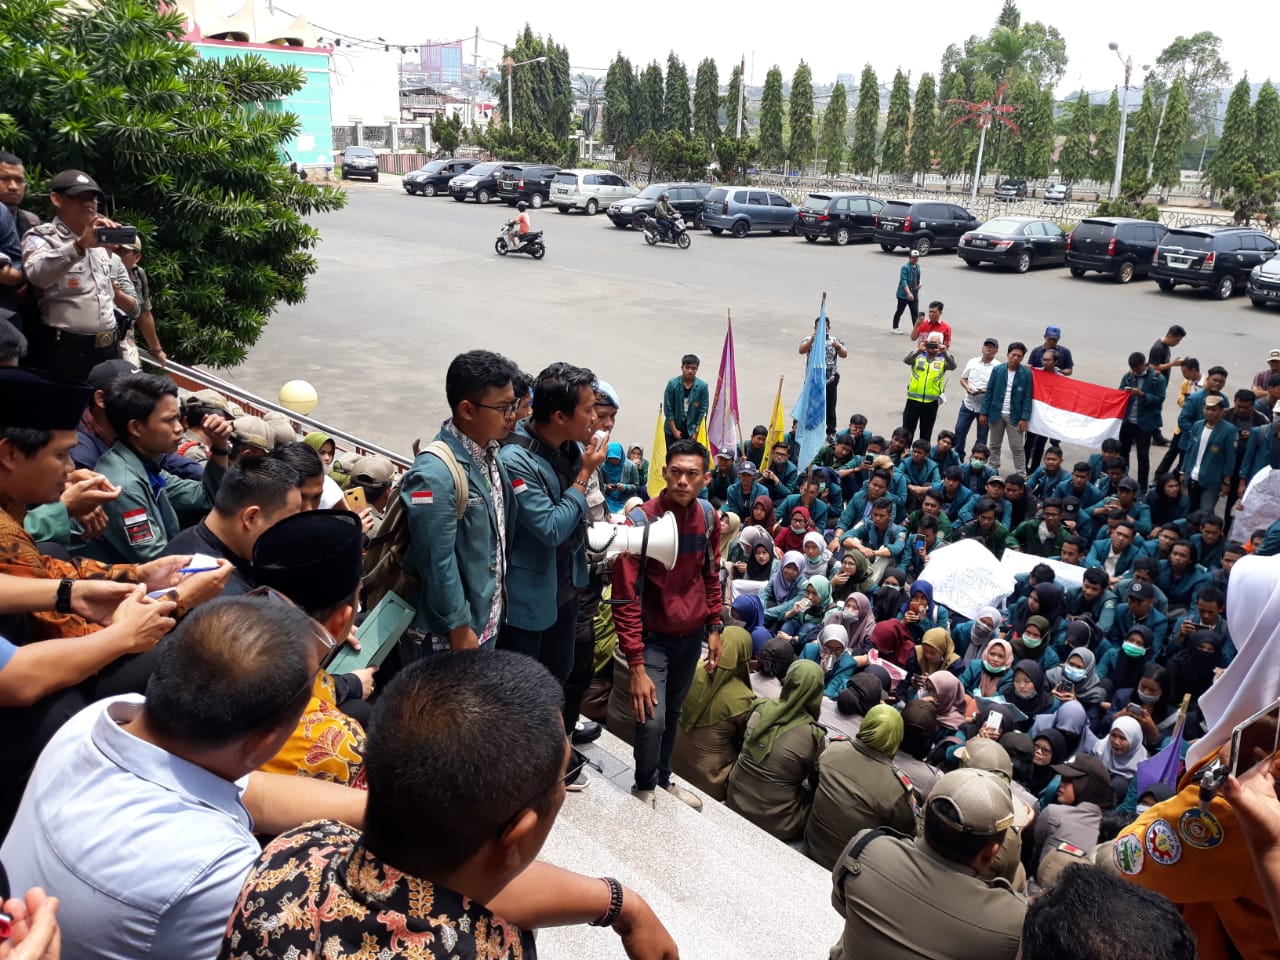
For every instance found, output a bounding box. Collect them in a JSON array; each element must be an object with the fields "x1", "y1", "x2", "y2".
[{"x1": 229, "y1": 181, "x2": 1276, "y2": 459}]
